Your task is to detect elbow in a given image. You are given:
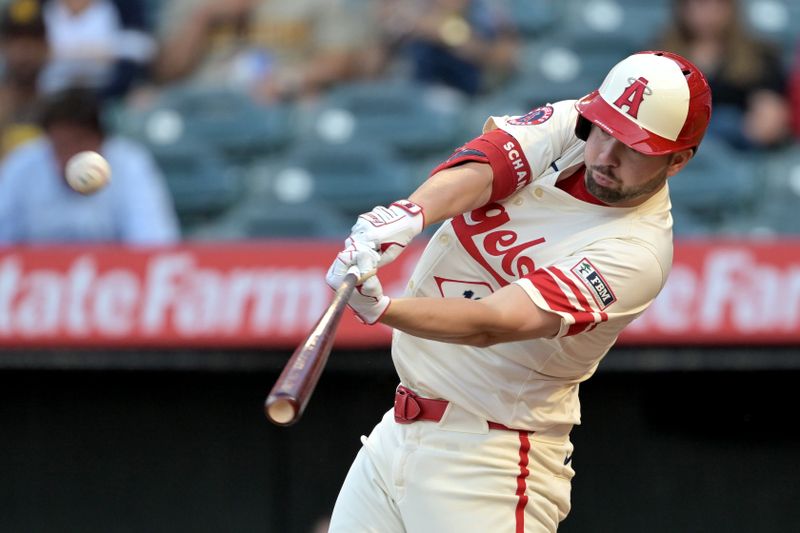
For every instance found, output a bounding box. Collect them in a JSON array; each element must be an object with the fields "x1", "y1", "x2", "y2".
[
  {"x1": 459, "y1": 323, "x2": 553, "y2": 347},
  {"x1": 459, "y1": 306, "x2": 511, "y2": 347},
  {"x1": 462, "y1": 332, "x2": 498, "y2": 348}
]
